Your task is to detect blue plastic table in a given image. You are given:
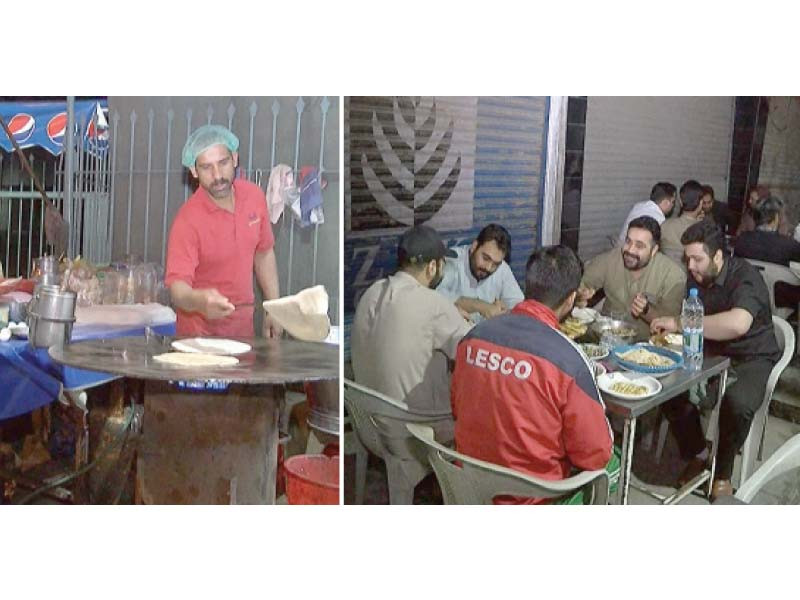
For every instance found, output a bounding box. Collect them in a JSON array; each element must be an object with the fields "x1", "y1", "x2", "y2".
[{"x1": 0, "y1": 322, "x2": 175, "y2": 421}]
